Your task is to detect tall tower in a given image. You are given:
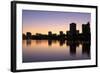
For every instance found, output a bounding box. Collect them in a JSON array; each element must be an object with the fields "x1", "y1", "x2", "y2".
[
  {"x1": 67, "y1": 23, "x2": 79, "y2": 40},
  {"x1": 82, "y1": 22, "x2": 90, "y2": 34},
  {"x1": 82, "y1": 22, "x2": 90, "y2": 41},
  {"x1": 26, "y1": 32, "x2": 32, "y2": 40},
  {"x1": 48, "y1": 31, "x2": 52, "y2": 36},
  {"x1": 59, "y1": 31, "x2": 63, "y2": 36},
  {"x1": 70, "y1": 23, "x2": 76, "y2": 34}
]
